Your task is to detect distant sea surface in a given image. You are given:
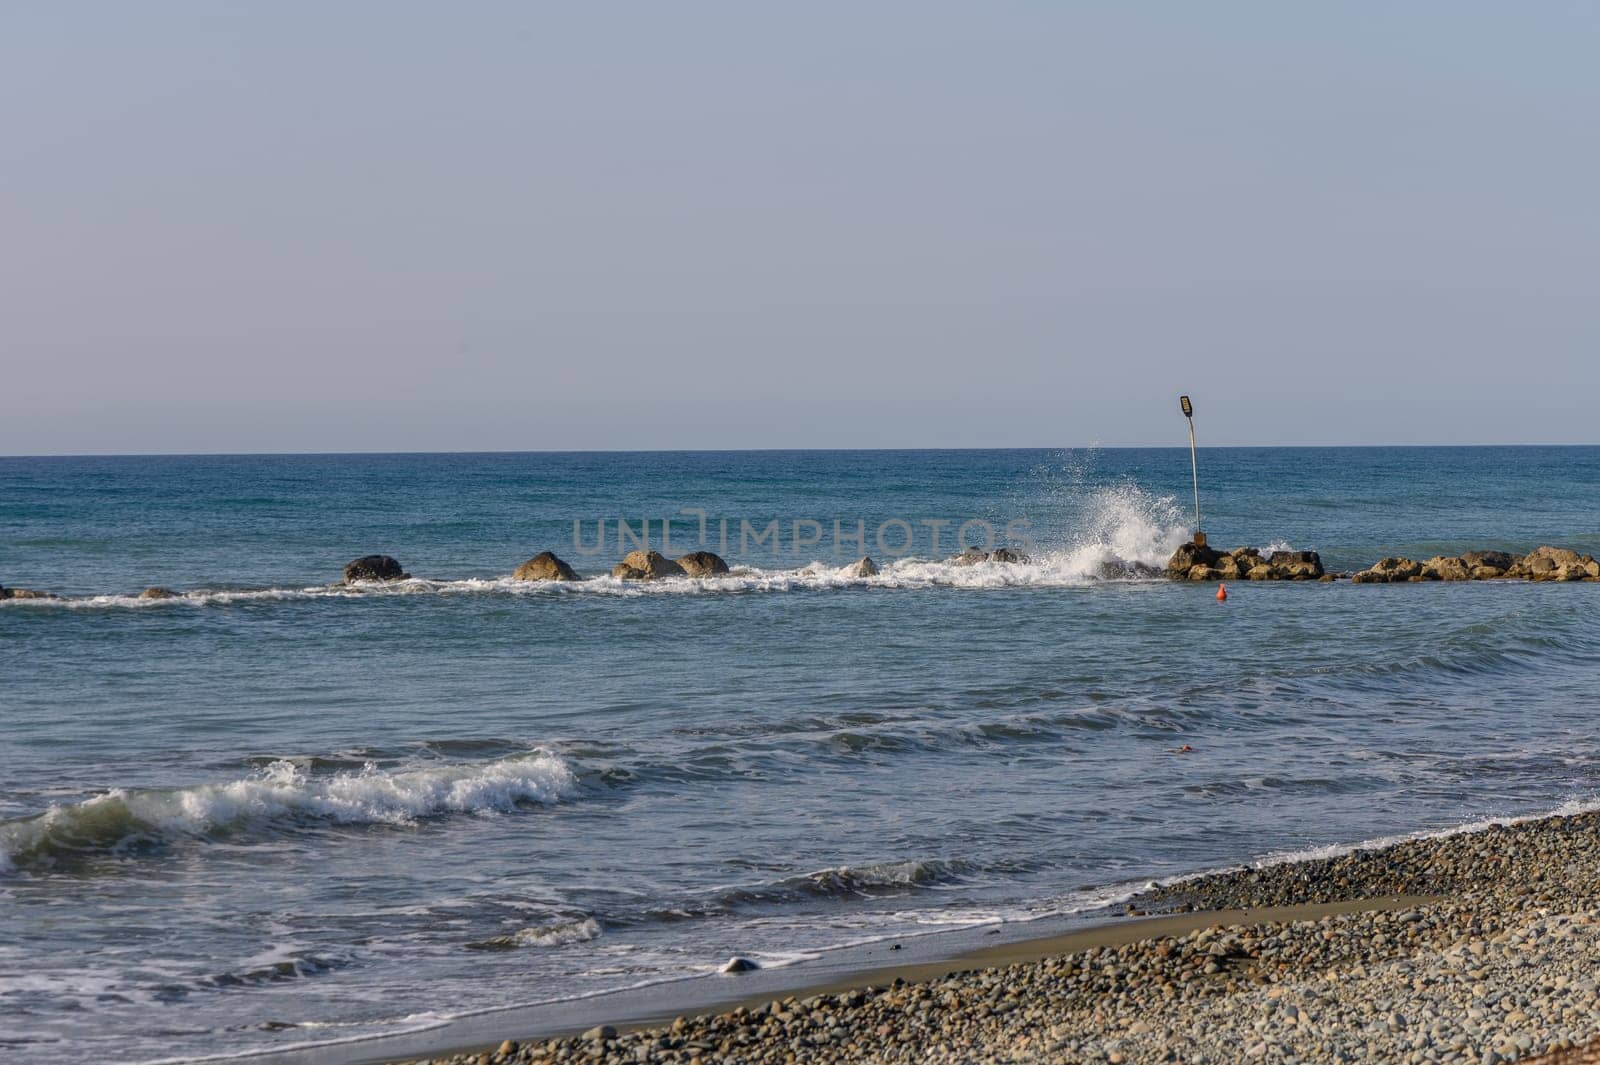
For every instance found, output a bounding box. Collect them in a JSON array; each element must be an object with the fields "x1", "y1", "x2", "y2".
[{"x1": 5, "y1": 447, "x2": 1600, "y2": 1063}]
